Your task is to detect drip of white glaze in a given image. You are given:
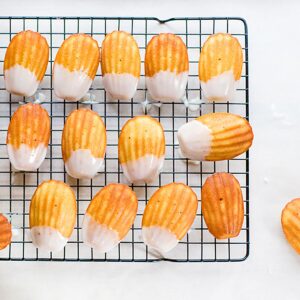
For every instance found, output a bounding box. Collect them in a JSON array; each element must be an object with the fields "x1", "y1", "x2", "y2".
[
  {"x1": 102, "y1": 73, "x2": 139, "y2": 100},
  {"x1": 7, "y1": 143, "x2": 47, "y2": 171},
  {"x1": 201, "y1": 70, "x2": 238, "y2": 102},
  {"x1": 31, "y1": 226, "x2": 68, "y2": 252},
  {"x1": 65, "y1": 149, "x2": 104, "y2": 179},
  {"x1": 142, "y1": 226, "x2": 178, "y2": 253},
  {"x1": 146, "y1": 71, "x2": 188, "y2": 102},
  {"x1": 53, "y1": 64, "x2": 92, "y2": 101},
  {"x1": 140, "y1": 98, "x2": 162, "y2": 114},
  {"x1": 5, "y1": 65, "x2": 40, "y2": 97},
  {"x1": 82, "y1": 214, "x2": 120, "y2": 253},
  {"x1": 121, "y1": 155, "x2": 164, "y2": 184},
  {"x1": 182, "y1": 96, "x2": 204, "y2": 112},
  {"x1": 177, "y1": 120, "x2": 212, "y2": 161}
]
